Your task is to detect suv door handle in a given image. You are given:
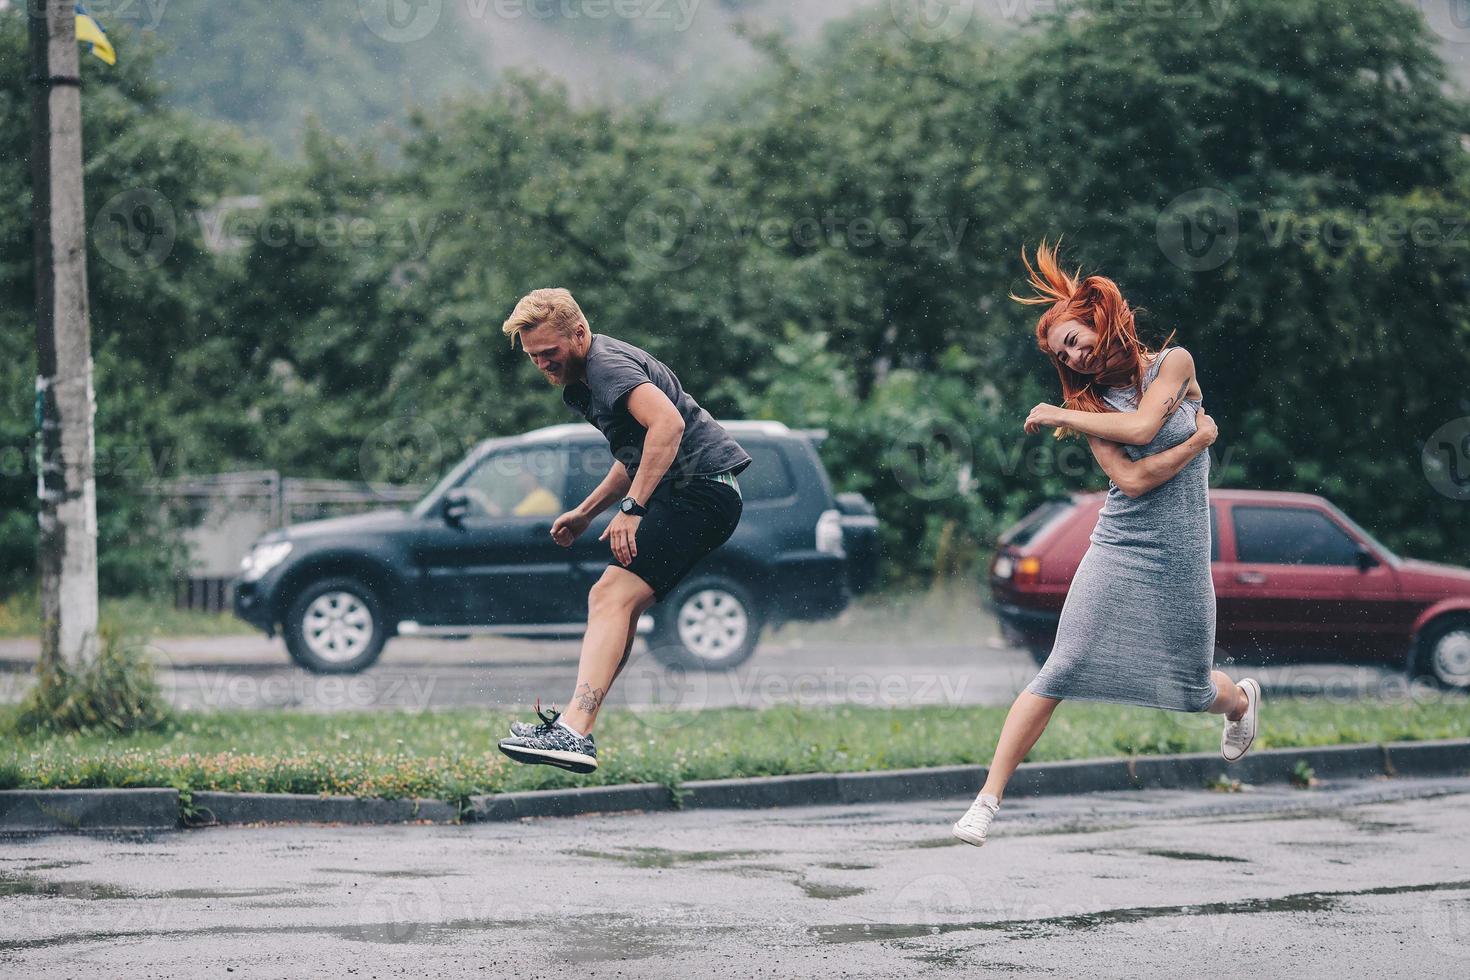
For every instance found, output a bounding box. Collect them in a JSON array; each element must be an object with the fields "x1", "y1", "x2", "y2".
[{"x1": 1235, "y1": 571, "x2": 1267, "y2": 585}]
